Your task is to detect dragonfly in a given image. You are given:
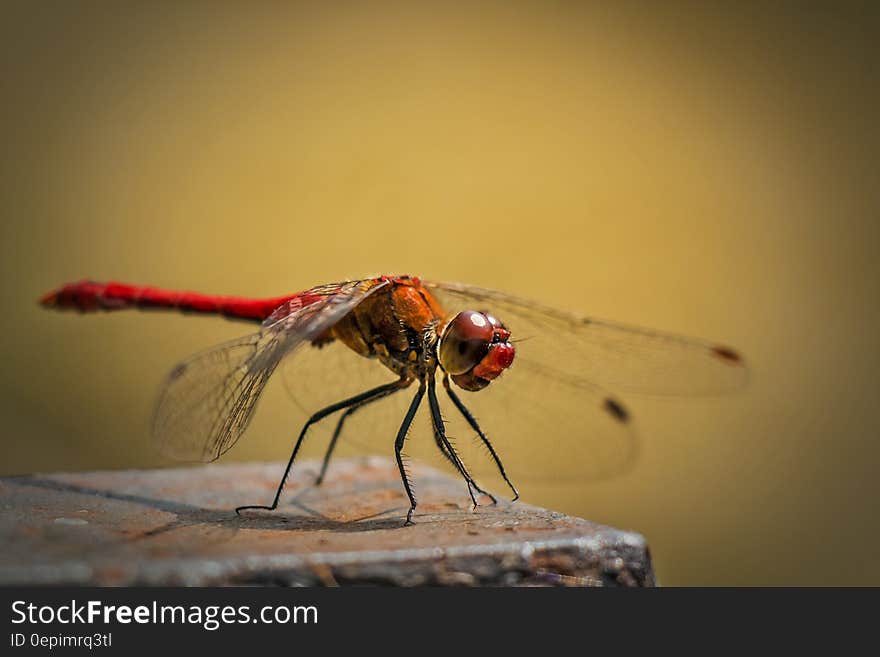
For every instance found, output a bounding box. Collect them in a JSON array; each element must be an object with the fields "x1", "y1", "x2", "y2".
[{"x1": 40, "y1": 275, "x2": 746, "y2": 525}]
